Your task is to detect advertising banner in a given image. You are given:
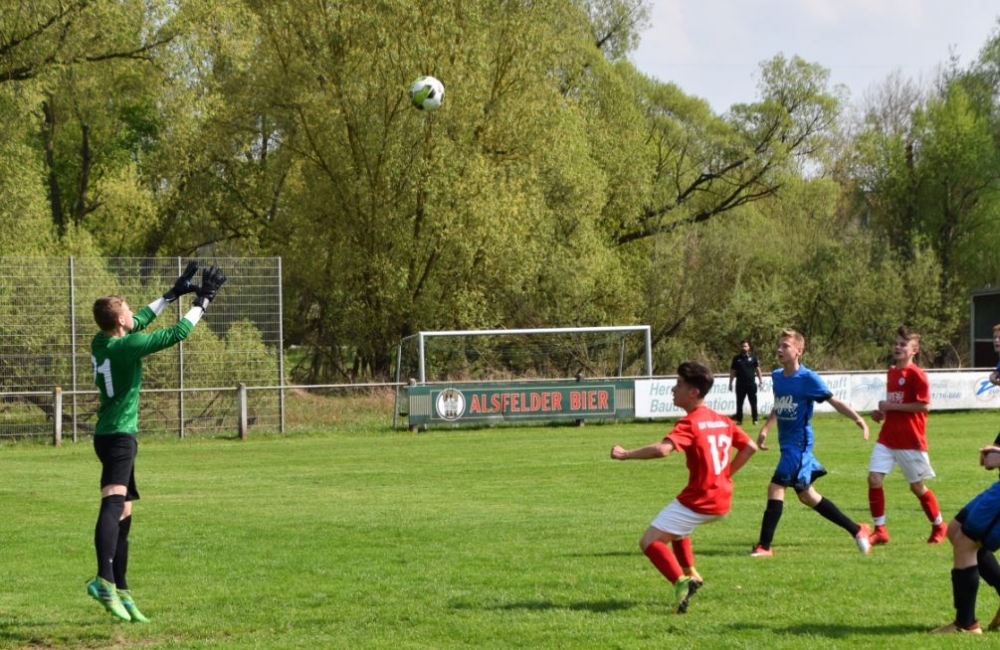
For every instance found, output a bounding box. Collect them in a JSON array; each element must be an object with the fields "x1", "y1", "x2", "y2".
[
  {"x1": 635, "y1": 370, "x2": 1000, "y2": 419},
  {"x1": 407, "y1": 380, "x2": 634, "y2": 427}
]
